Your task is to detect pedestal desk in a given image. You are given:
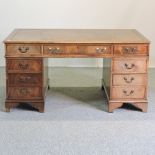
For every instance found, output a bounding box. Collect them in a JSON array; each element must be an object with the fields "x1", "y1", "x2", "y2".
[{"x1": 4, "y1": 29, "x2": 150, "y2": 112}]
